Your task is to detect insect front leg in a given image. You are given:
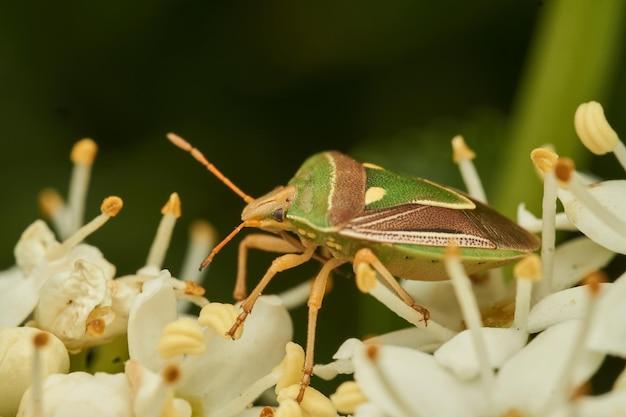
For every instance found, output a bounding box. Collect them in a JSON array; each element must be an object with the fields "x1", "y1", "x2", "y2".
[
  {"x1": 353, "y1": 248, "x2": 430, "y2": 324},
  {"x1": 235, "y1": 234, "x2": 302, "y2": 301},
  {"x1": 227, "y1": 244, "x2": 317, "y2": 338},
  {"x1": 297, "y1": 258, "x2": 347, "y2": 403}
]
